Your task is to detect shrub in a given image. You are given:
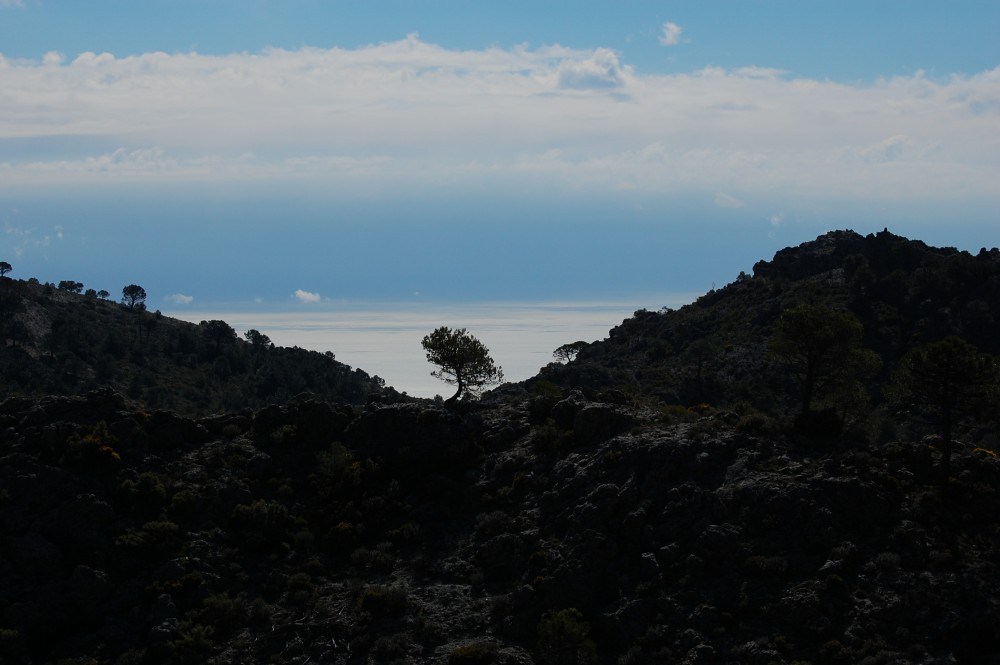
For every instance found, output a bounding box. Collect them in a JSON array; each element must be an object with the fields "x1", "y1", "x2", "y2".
[
  {"x1": 736, "y1": 411, "x2": 777, "y2": 435},
  {"x1": 537, "y1": 608, "x2": 597, "y2": 665},
  {"x1": 114, "y1": 649, "x2": 146, "y2": 665},
  {"x1": 0, "y1": 629, "x2": 26, "y2": 663},
  {"x1": 873, "y1": 552, "x2": 901, "y2": 571},
  {"x1": 356, "y1": 584, "x2": 409, "y2": 617},
  {"x1": 659, "y1": 404, "x2": 695, "y2": 425},
  {"x1": 350, "y1": 545, "x2": 397, "y2": 570},
  {"x1": 743, "y1": 555, "x2": 788, "y2": 576},
  {"x1": 531, "y1": 424, "x2": 576, "y2": 455},
  {"x1": 287, "y1": 572, "x2": 316, "y2": 605},
  {"x1": 230, "y1": 499, "x2": 291, "y2": 549},
  {"x1": 195, "y1": 593, "x2": 245, "y2": 635},
  {"x1": 115, "y1": 520, "x2": 181, "y2": 557},
  {"x1": 118, "y1": 472, "x2": 168, "y2": 516},
  {"x1": 167, "y1": 489, "x2": 201, "y2": 521},
  {"x1": 313, "y1": 443, "x2": 363, "y2": 493},
  {"x1": 532, "y1": 380, "x2": 564, "y2": 399},
  {"x1": 449, "y1": 640, "x2": 499, "y2": 664},
  {"x1": 161, "y1": 622, "x2": 214, "y2": 665},
  {"x1": 387, "y1": 521, "x2": 422, "y2": 544},
  {"x1": 65, "y1": 420, "x2": 121, "y2": 468},
  {"x1": 413, "y1": 613, "x2": 445, "y2": 646},
  {"x1": 372, "y1": 632, "x2": 412, "y2": 662},
  {"x1": 269, "y1": 423, "x2": 298, "y2": 446},
  {"x1": 474, "y1": 510, "x2": 513, "y2": 541}
]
